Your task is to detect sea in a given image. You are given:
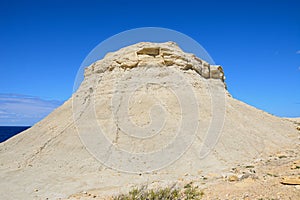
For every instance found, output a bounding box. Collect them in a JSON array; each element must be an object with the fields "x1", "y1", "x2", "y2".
[{"x1": 0, "y1": 126, "x2": 31, "y2": 143}]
